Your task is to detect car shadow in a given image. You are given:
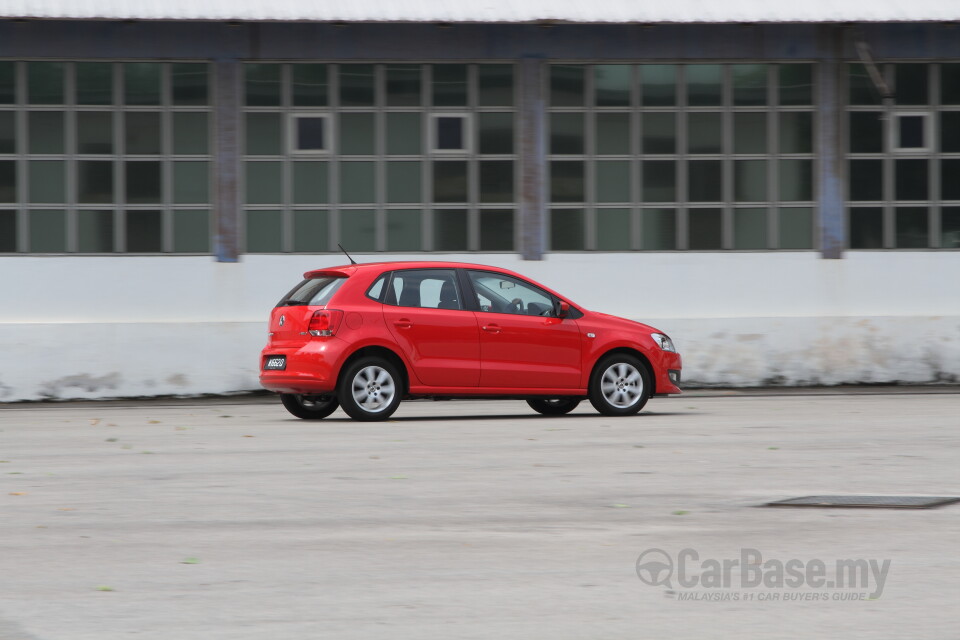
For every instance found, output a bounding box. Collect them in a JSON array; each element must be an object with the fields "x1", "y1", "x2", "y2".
[{"x1": 320, "y1": 410, "x2": 691, "y2": 423}]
